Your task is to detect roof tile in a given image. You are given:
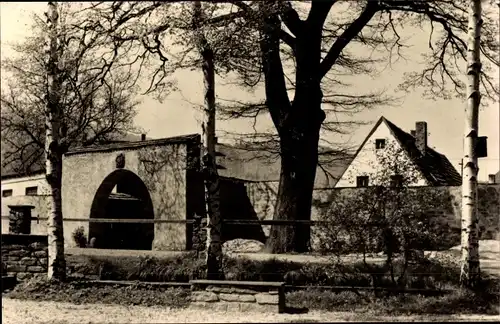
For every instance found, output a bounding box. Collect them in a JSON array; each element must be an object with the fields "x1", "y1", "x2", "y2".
[{"x1": 382, "y1": 117, "x2": 462, "y2": 186}]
